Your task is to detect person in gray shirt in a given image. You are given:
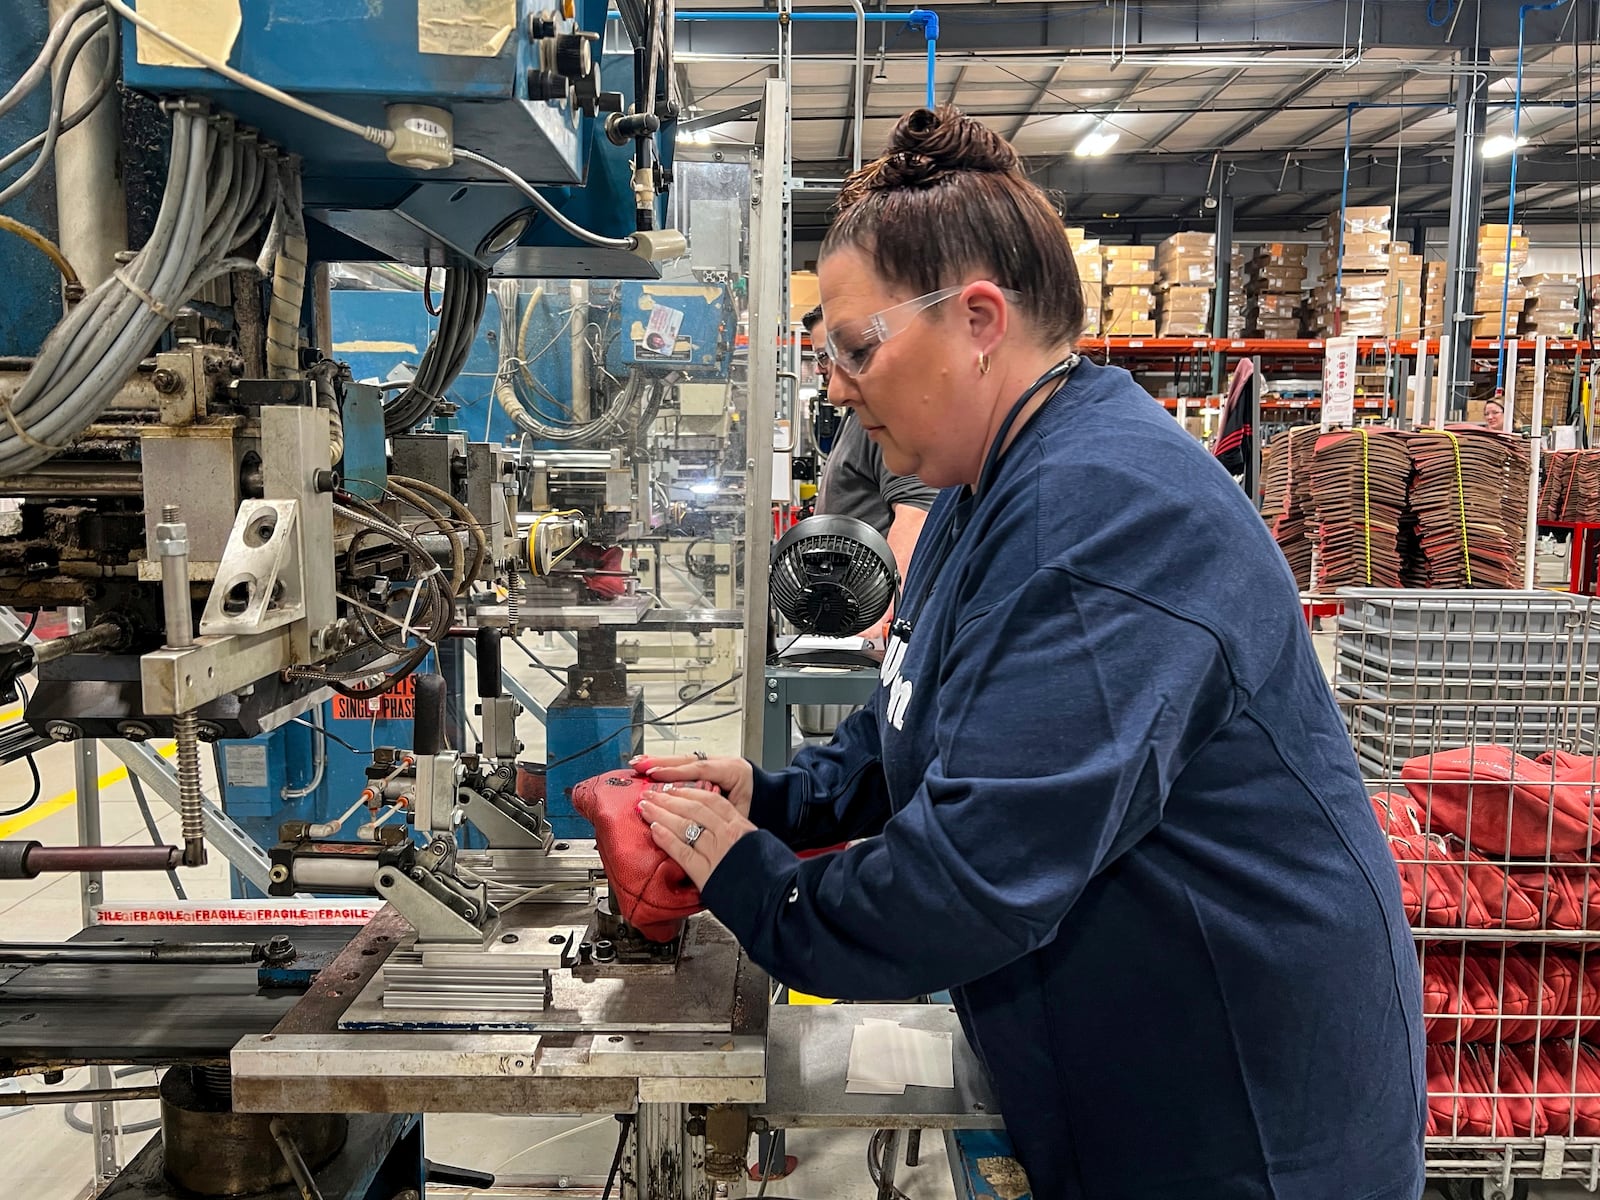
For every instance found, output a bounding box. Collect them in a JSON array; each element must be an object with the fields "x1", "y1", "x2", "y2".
[{"x1": 802, "y1": 305, "x2": 935, "y2": 607}]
